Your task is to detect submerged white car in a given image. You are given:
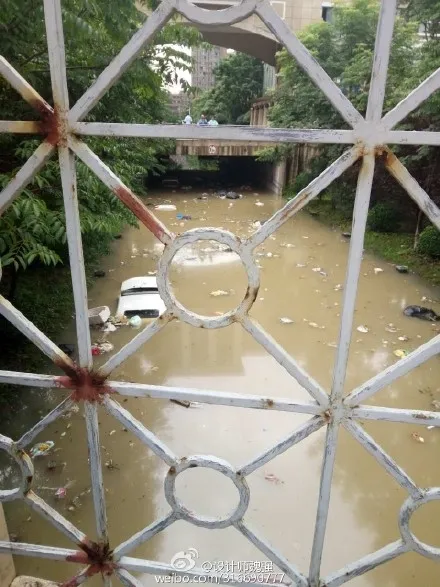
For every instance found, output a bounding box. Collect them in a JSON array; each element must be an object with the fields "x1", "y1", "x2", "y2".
[{"x1": 116, "y1": 276, "x2": 166, "y2": 319}]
